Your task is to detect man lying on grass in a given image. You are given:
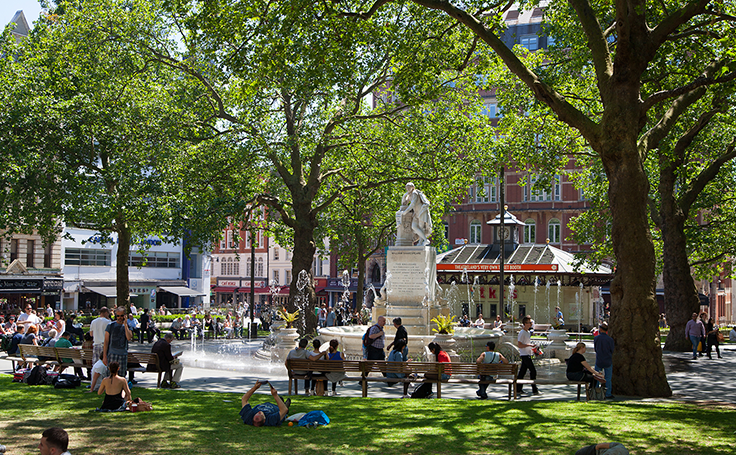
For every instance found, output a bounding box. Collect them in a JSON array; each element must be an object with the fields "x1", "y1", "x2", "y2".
[{"x1": 240, "y1": 381, "x2": 291, "y2": 427}]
